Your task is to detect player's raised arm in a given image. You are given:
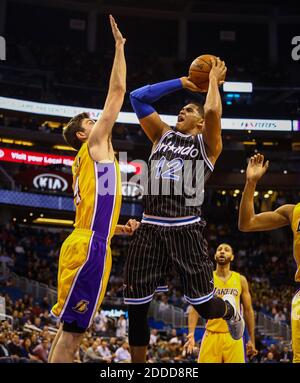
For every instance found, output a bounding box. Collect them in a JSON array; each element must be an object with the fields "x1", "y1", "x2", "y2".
[
  {"x1": 238, "y1": 153, "x2": 294, "y2": 232},
  {"x1": 201, "y1": 58, "x2": 226, "y2": 165},
  {"x1": 88, "y1": 15, "x2": 126, "y2": 152}
]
